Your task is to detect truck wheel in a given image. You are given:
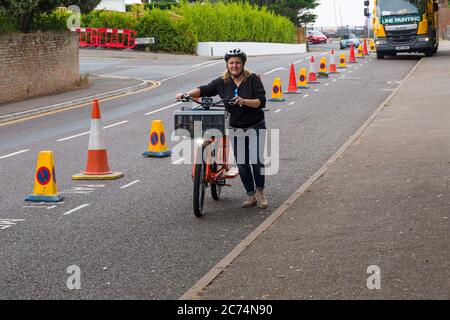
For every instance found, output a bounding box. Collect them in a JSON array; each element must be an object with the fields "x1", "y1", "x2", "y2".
[
  {"x1": 433, "y1": 46, "x2": 438, "y2": 54},
  {"x1": 376, "y1": 52, "x2": 385, "y2": 59},
  {"x1": 425, "y1": 48, "x2": 433, "y2": 57}
]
